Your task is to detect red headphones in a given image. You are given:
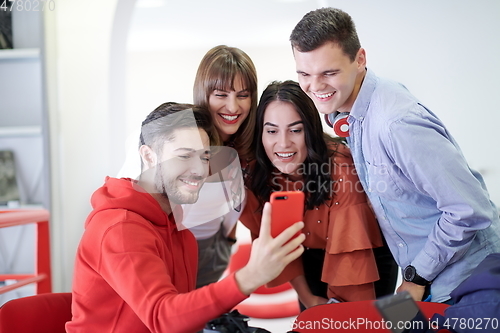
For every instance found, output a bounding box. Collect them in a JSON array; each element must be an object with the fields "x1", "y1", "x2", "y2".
[{"x1": 325, "y1": 112, "x2": 350, "y2": 137}]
